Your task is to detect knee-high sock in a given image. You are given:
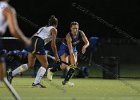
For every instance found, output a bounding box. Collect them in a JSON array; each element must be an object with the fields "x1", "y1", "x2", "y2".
[
  {"x1": 33, "y1": 67, "x2": 46, "y2": 84},
  {"x1": 64, "y1": 68, "x2": 75, "y2": 82},
  {"x1": 12, "y1": 64, "x2": 28, "y2": 76}
]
